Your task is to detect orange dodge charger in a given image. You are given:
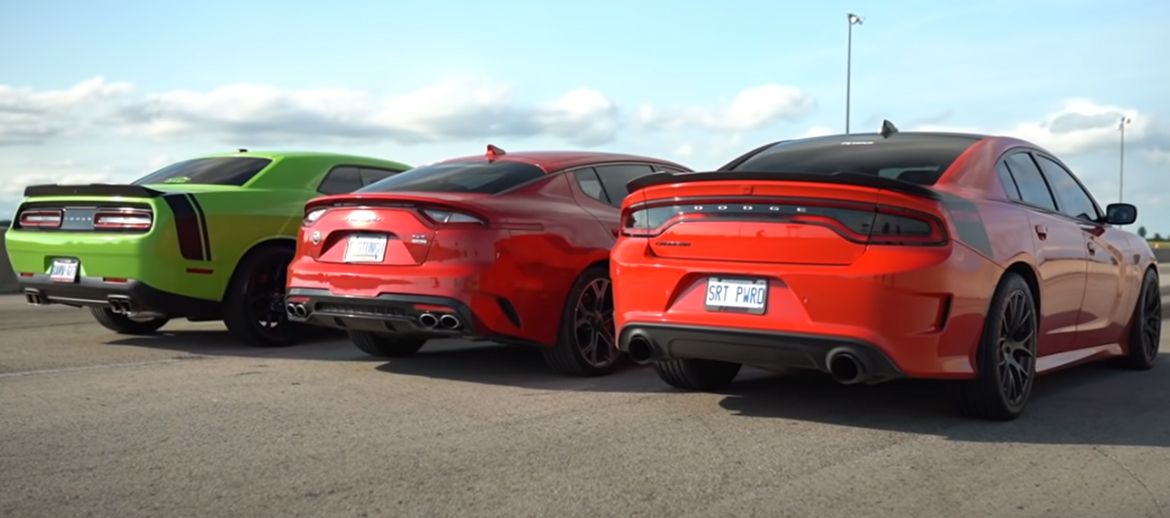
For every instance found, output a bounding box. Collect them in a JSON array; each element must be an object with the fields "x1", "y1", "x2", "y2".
[{"x1": 611, "y1": 122, "x2": 1162, "y2": 421}]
